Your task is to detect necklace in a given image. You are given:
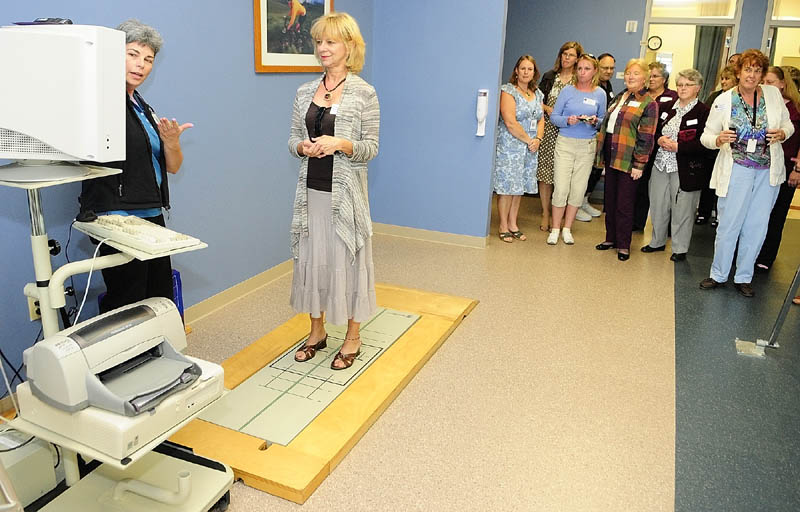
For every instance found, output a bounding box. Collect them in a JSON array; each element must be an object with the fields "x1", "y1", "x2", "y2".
[
  {"x1": 322, "y1": 74, "x2": 346, "y2": 100},
  {"x1": 517, "y1": 85, "x2": 532, "y2": 98}
]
